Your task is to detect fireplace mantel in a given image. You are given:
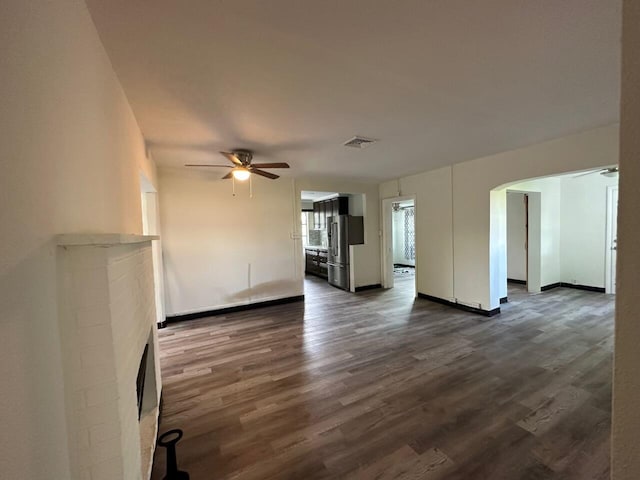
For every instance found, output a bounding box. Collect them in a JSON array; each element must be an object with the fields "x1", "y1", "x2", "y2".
[{"x1": 57, "y1": 233, "x2": 159, "y2": 246}]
